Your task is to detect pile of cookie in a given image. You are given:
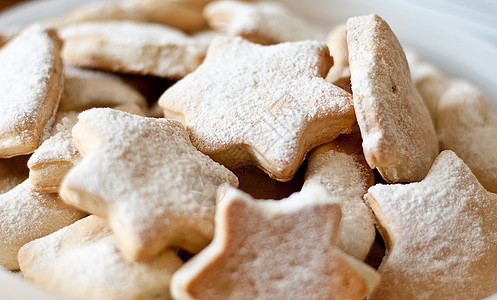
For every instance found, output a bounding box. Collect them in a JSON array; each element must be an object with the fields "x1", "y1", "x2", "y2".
[{"x1": 1, "y1": 0, "x2": 497, "y2": 299}]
